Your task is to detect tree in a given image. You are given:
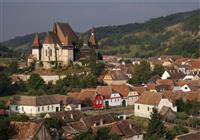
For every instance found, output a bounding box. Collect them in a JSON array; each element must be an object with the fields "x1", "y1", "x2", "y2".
[
  {"x1": 145, "y1": 108, "x2": 166, "y2": 140},
  {"x1": 89, "y1": 46, "x2": 97, "y2": 75},
  {"x1": 10, "y1": 114, "x2": 29, "y2": 122},
  {"x1": 166, "y1": 124, "x2": 188, "y2": 139},
  {"x1": 27, "y1": 73, "x2": 45, "y2": 90},
  {"x1": 128, "y1": 61, "x2": 151, "y2": 85},
  {"x1": 0, "y1": 116, "x2": 10, "y2": 140},
  {"x1": 8, "y1": 61, "x2": 18, "y2": 74},
  {"x1": 0, "y1": 73, "x2": 11, "y2": 95},
  {"x1": 44, "y1": 117, "x2": 63, "y2": 130},
  {"x1": 152, "y1": 64, "x2": 164, "y2": 76}
]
